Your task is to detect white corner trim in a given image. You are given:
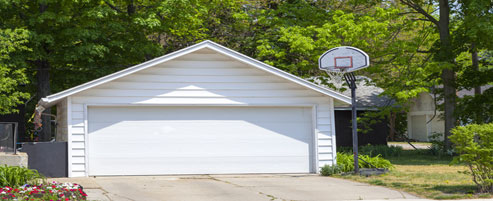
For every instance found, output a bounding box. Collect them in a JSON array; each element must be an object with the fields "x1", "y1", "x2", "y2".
[
  {"x1": 83, "y1": 104, "x2": 89, "y2": 177},
  {"x1": 66, "y1": 97, "x2": 72, "y2": 177},
  {"x1": 311, "y1": 105, "x2": 319, "y2": 173},
  {"x1": 38, "y1": 40, "x2": 351, "y2": 107},
  {"x1": 329, "y1": 98, "x2": 337, "y2": 166}
]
